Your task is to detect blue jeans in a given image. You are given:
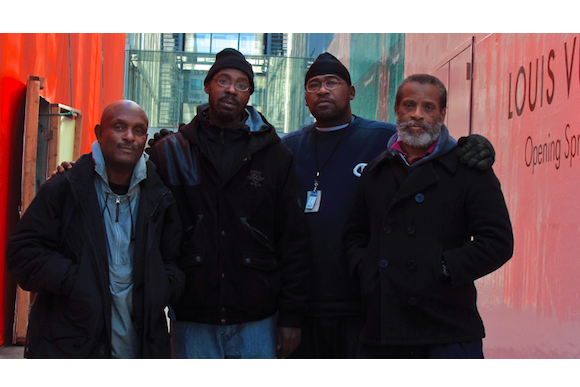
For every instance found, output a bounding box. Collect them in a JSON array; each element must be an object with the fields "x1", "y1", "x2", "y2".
[{"x1": 171, "y1": 316, "x2": 277, "y2": 359}]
